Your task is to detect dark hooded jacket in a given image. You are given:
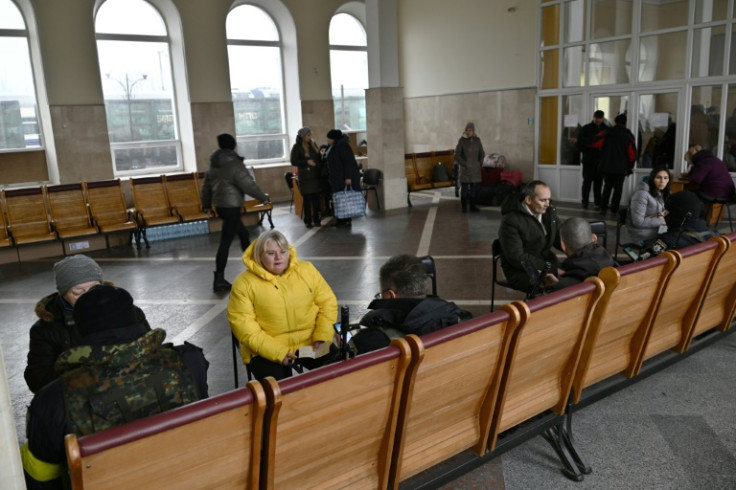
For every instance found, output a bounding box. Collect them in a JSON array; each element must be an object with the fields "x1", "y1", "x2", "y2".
[
  {"x1": 24, "y1": 291, "x2": 150, "y2": 393},
  {"x1": 498, "y1": 193, "x2": 561, "y2": 293},
  {"x1": 326, "y1": 135, "x2": 361, "y2": 193},
  {"x1": 200, "y1": 148, "x2": 267, "y2": 209},
  {"x1": 687, "y1": 149, "x2": 735, "y2": 200},
  {"x1": 598, "y1": 124, "x2": 636, "y2": 175},
  {"x1": 349, "y1": 297, "x2": 472, "y2": 355},
  {"x1": 290, "y1": 136, "x2": 325, "y2": 195},
  {"x1": 658, "y1": 190, "x2": 715, "y2": 249},
  {"x1": 547, "y1": 243, "x2": 616, "y2": 292}
]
